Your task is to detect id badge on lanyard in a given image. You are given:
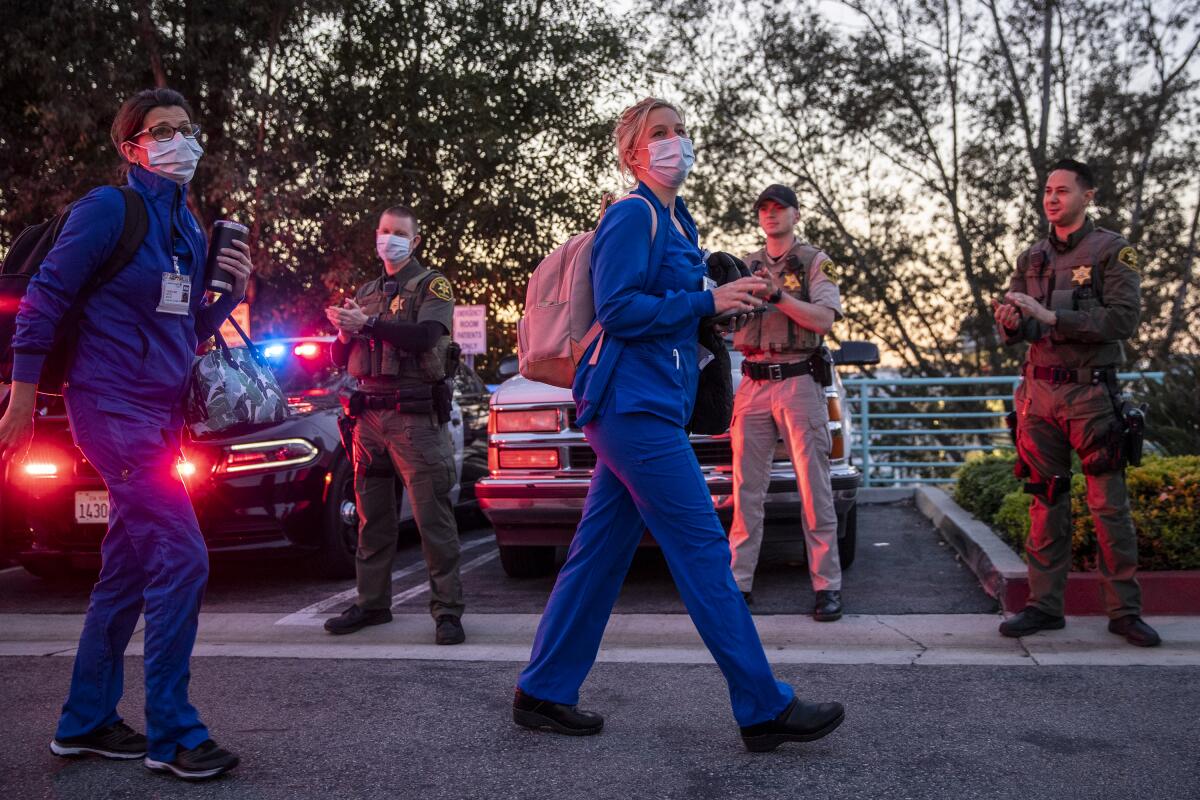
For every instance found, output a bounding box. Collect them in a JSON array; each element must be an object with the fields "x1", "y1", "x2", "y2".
[{"x1": 157, "y1": 255, "x2": 191, "y2": 316}]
